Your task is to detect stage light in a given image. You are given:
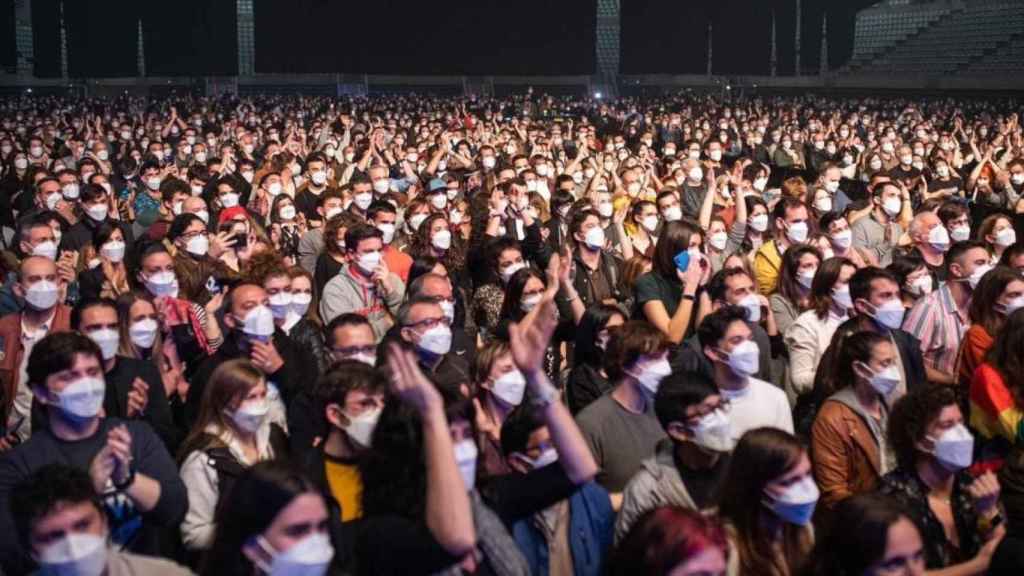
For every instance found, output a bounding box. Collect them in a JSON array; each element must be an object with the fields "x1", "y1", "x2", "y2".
[{"x1": 594, "y1": 92, "x2": 602, "y2": 99}]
